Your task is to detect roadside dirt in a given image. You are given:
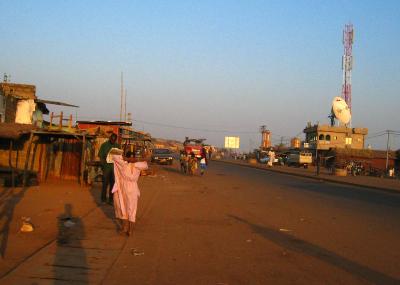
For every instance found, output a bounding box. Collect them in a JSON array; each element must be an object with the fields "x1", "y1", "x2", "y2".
[
  {"x1": 1, "y1": 162, "x2": 399, "y2": 284},
  {"x1": 0, "y1": 179, "x2": 98, "y2": 277}
]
